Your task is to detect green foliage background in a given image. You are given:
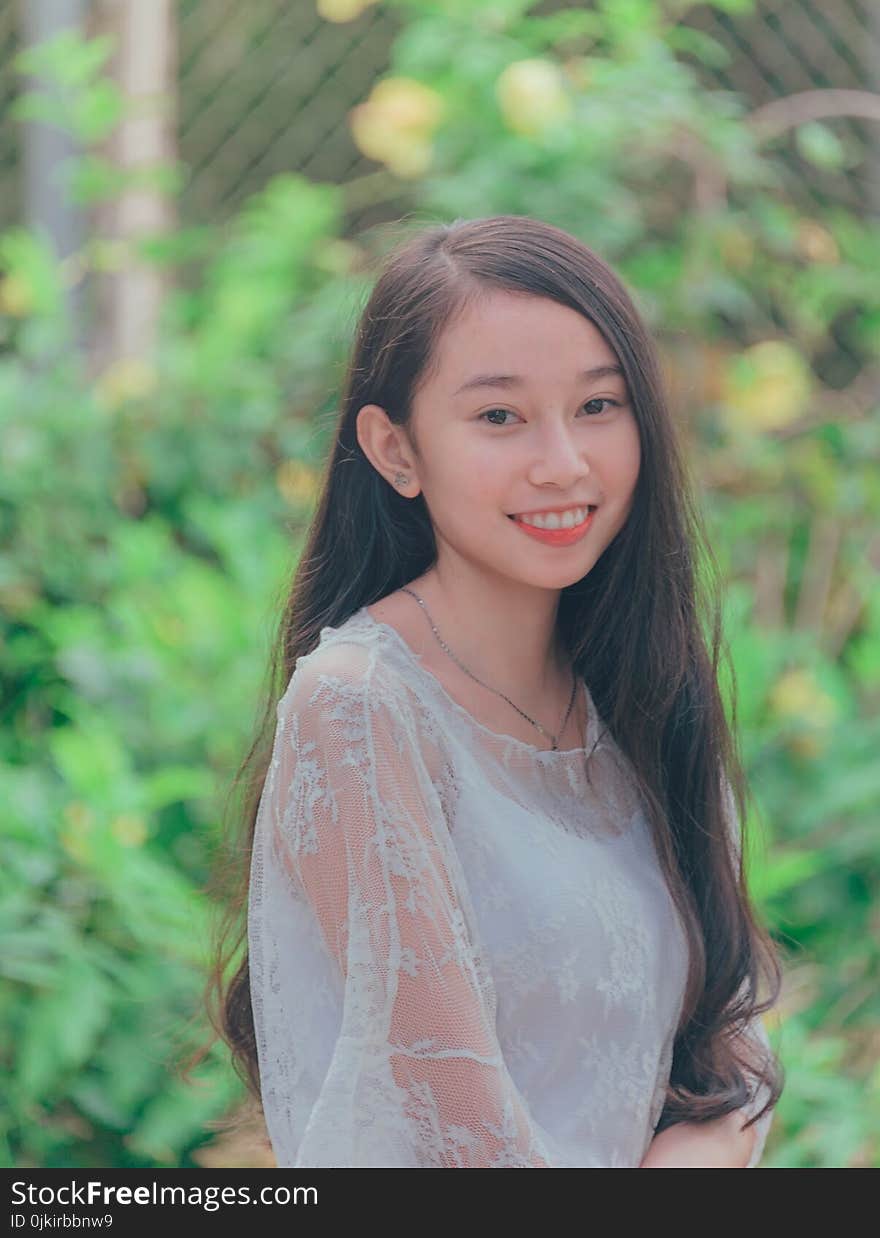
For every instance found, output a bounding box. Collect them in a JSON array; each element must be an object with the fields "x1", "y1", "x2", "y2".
[{"x1": 2, "y1": 0, "x2": 878, "y2": 1168}]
